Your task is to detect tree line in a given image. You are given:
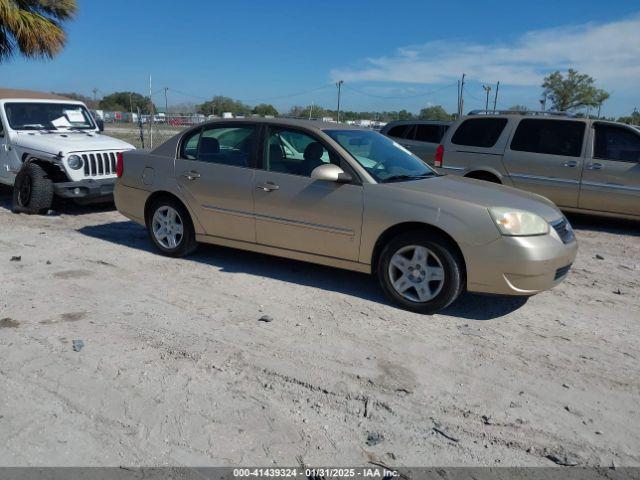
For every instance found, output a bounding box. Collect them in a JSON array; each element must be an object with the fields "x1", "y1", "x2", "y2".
[{"x1": 51, "y1": 70, "x2": 638, "y2": 125}]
